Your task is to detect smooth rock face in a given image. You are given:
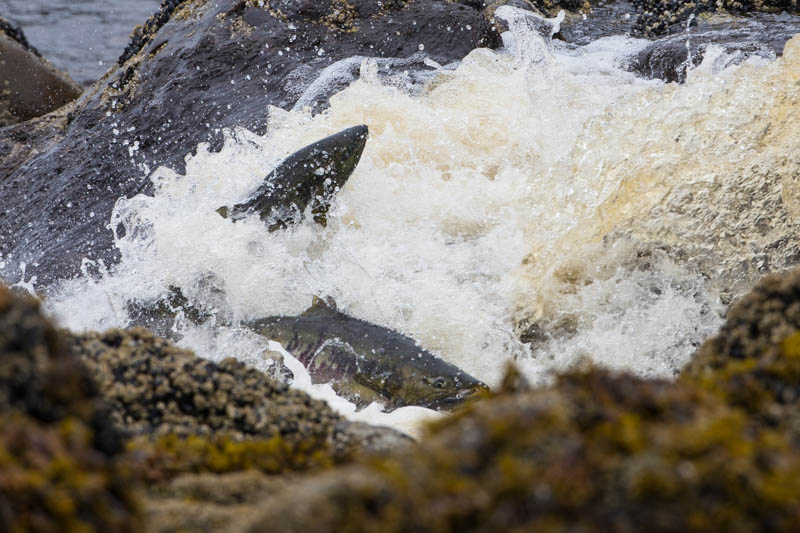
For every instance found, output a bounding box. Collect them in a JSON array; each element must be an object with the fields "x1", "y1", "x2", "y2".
[
  {"x1": 0, "y1": 0, "x2": 500, "y2": 288},
  {"x1": 627, "y1": 13, "x2": 800, "y2": 82},
  {"x1": 0, "y1": 19, "x2": 82, "y2": 126}
]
